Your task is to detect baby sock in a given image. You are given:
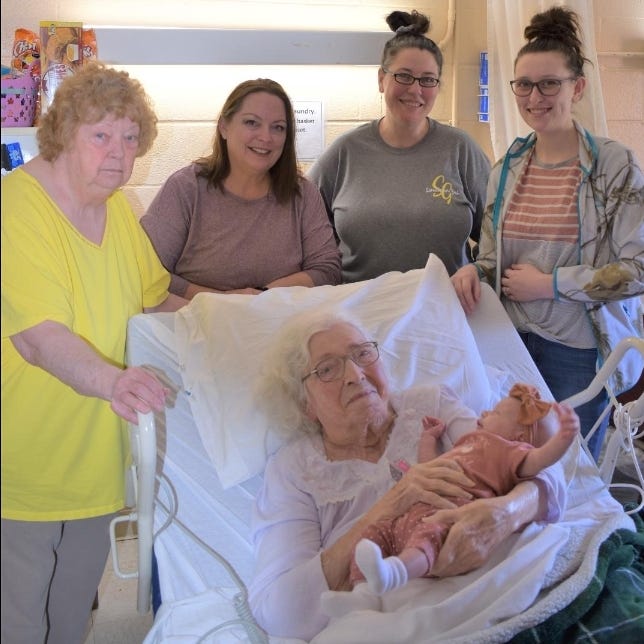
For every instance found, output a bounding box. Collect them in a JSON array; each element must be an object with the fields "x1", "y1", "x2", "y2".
[{"x1": 354, "y1": 538, "x2": 408, "y2": 595}]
